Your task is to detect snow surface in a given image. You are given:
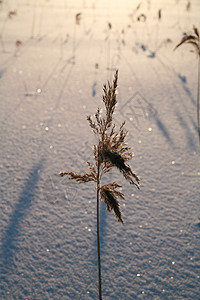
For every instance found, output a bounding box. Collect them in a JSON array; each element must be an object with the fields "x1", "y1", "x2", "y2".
[{"x1": 0, "y1": 0, "x2": 200, "y2": 299}]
